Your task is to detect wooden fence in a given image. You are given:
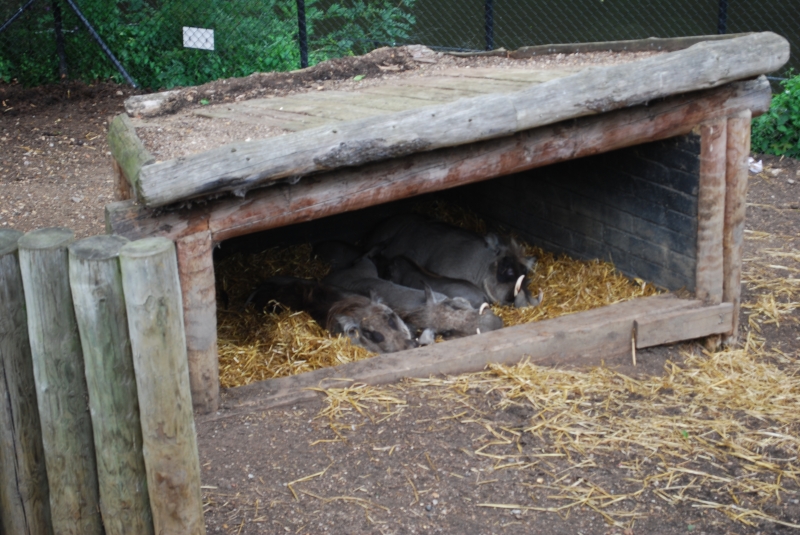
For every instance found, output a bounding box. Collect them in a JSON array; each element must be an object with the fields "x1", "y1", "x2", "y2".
[{"x1": 0, "y1": 228, "x2": 206, "y2": 535}]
